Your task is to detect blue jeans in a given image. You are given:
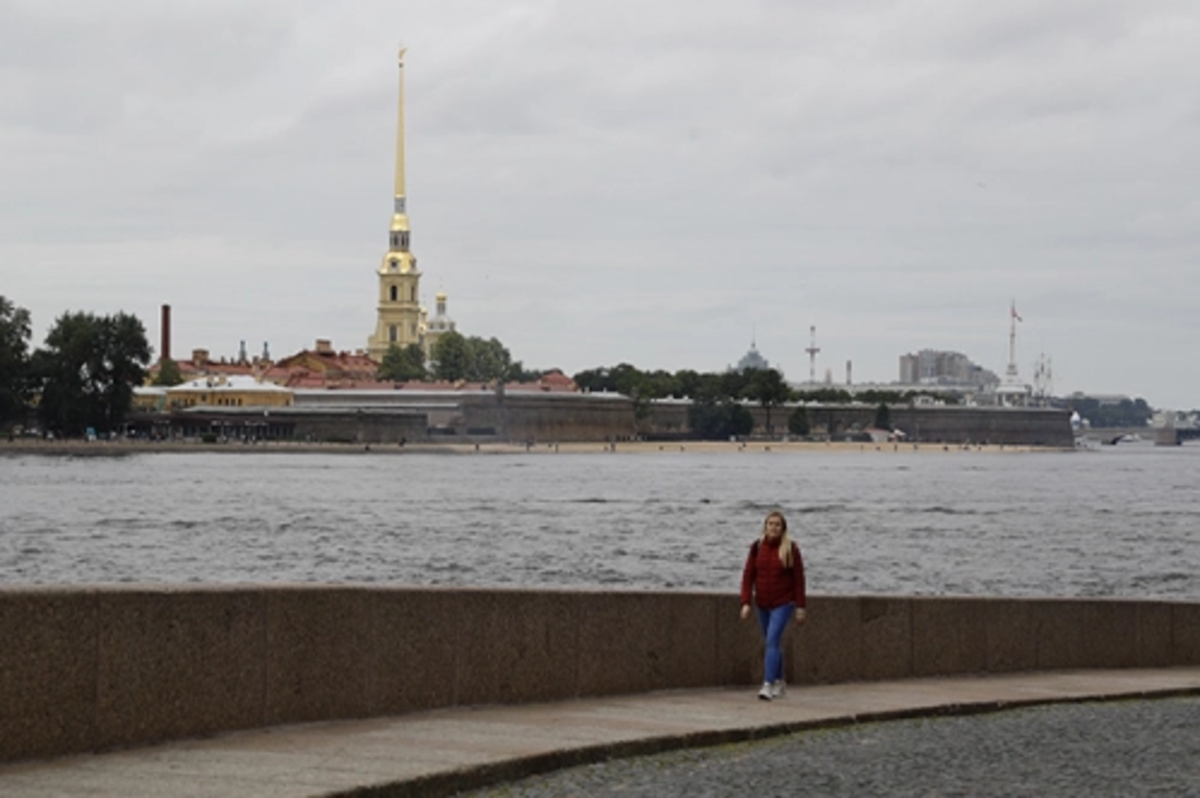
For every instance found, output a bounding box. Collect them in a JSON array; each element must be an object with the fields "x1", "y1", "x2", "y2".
[{"x1": 756, "y1": 602, "x2": 794, "y2": 683}]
